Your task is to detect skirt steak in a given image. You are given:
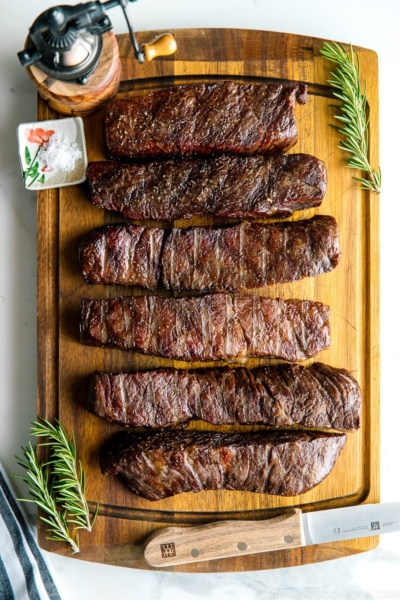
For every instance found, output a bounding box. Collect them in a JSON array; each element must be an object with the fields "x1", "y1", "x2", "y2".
[
  {"x1": 89, "y1": 363, "x2": 361, "y2": 431},
  {"x1": 100, "y1": 430, "x2": 347, "y2": 500},
  {"x1": 104, "y1": 81, "x2": 307, "y2": 160},
  {"x1": 87, "y1": 153, "x2": 326, "y2": 221},
  {"x1": 79, "y1": 294, "x2": 330, "y2": 362}
]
